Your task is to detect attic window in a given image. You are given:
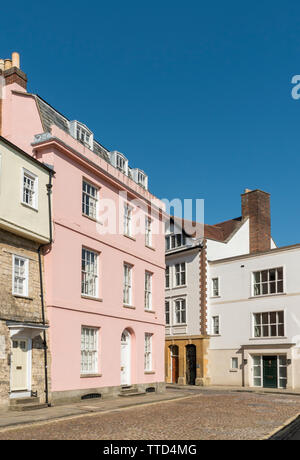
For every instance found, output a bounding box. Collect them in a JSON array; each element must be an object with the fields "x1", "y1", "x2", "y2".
[
  {"x1": 137, "y1": 171, "x2": 146, "y2": 187},
  {"x1": 69, "y1": 120, "x2": 93, "y2": 149},
  {"x1": 77, "y1": 125, "x2": 91, "y2": 145},
  {"x1": 116, "y1": 154, "x2": 126, "y2": 174}
]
